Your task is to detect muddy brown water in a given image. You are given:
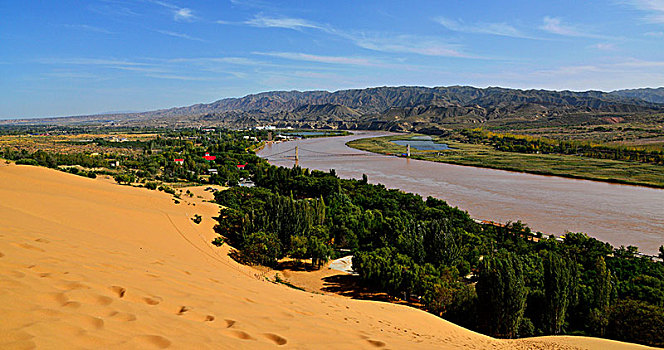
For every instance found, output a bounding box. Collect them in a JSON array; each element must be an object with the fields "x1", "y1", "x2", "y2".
[{"x1": 258, "y1": 131, "x2": 664, "y2": 255}]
